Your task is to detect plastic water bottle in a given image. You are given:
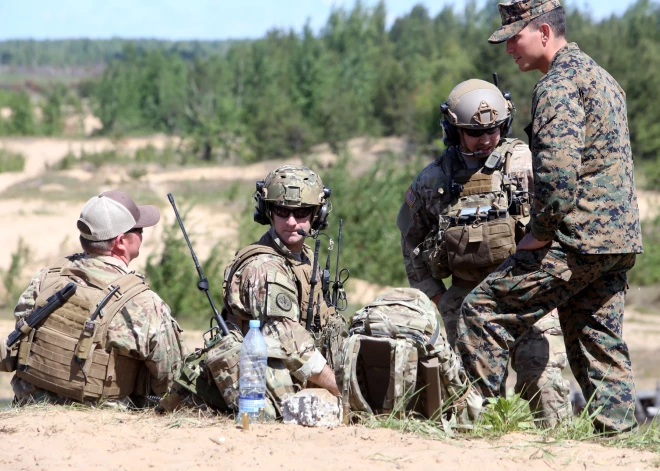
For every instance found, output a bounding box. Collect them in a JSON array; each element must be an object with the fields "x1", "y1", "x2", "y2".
[{"x1": 238, "y1": 319, "x2": 268, "y2": 422}]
